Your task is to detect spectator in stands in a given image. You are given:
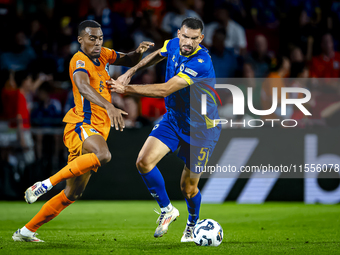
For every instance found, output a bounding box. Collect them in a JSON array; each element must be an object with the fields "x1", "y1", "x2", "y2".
[
  {"x1": 246, "y1": 34, "x2": 272, "y2": 77},
  {"x1": 0, "y1": 31, "x2": 36, "y2": 71},
  {"x1": 261, "y1": 56, "x2": 291, "y2": 120},
  {"x1": 132, "y1": 10, "x2": 163, "y2": 51},
  {"x1": 204, "y1": 3, "x2": 247, "y2": 55},
  {"x1": 86, "y1": 0, "x2": 129, "y2": 49},
  {"x1": 137, "y1": 0, "x2": 166, "y2": 27},
  {"x1": 289, "y1": 62, "x2": 312, "y2": 120},
  {"x1": 12, "y1": 71, "x2": 35, "y2": 163},
  {"x1": 310, "y1": 33, "x2": 340, "y2": 78},
  {"x1": 239, "y1": 62, "x2": 263, "y2": 118},
  {"x1": 124, "y1": 95, "x2": 151, "y2": 128},
  {"x1": 30, "y1": 82, "x2": 63, "y2": 166},
  {"x1": 210, "y1": 27, "x2": 238, "y2": 78},
  {"x1": 215, "y1": 0, "x2": 247, "y2": 27},
  {"x1": 161, "y1": 0, "x2": 201, "y2": 38},
  {"x1": 286, "y1": 9, "x2": 315, "y2": 61},
  {"x1": 284, "y1": 0, "x2": 321, "y2": 26},
  {"x1": 31, "y1": 82, "x2": 63, "y2": 127},
  {"x1": 139, "y1": 68, "x2": 166, "y2": 121},
  {"x1": 251, "y1": 0, "x2": 280, "y2": 29}
]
